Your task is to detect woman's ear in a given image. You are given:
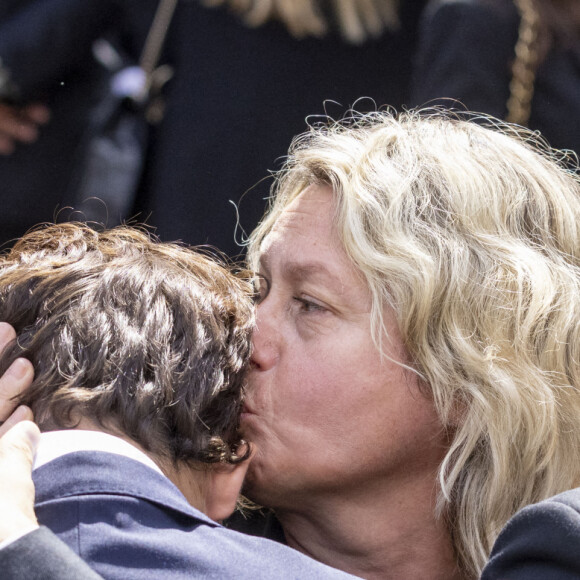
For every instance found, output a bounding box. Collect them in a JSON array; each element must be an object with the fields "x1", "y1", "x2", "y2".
[{"x1": 205, "y1": 458, "x2": 252, "y2": 522}]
